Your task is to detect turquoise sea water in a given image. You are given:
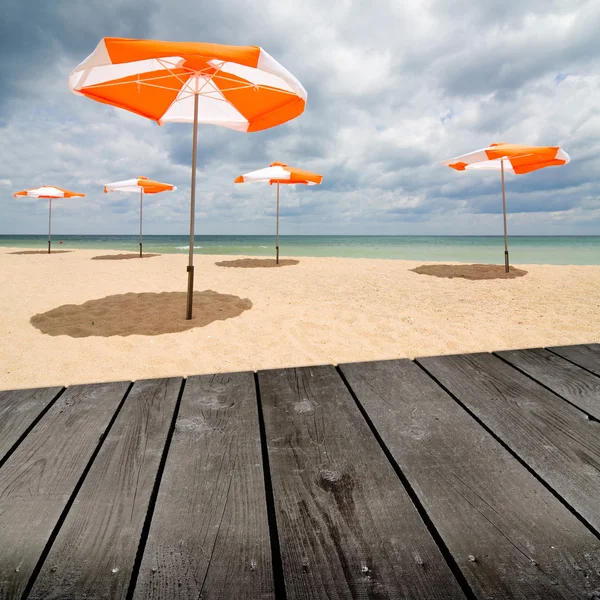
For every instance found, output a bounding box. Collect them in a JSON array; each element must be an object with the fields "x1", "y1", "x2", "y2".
[{"x1": 0, "y1": 235, "x2": 599, "y2": 265}]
